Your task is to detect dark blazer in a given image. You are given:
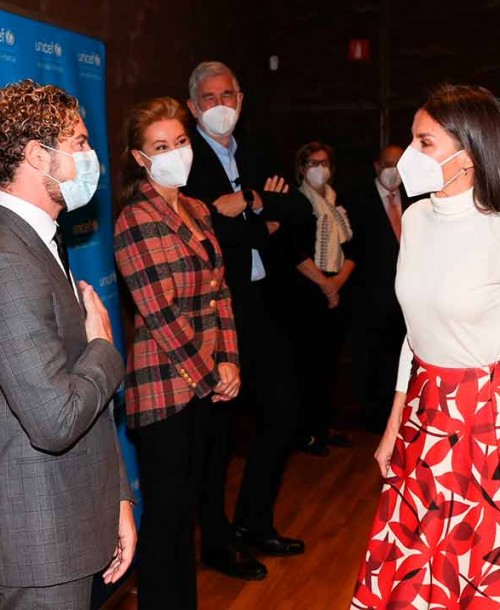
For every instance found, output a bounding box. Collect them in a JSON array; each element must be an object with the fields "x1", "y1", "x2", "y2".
[
  {"x1": 183, "y1": 129, "x2": 310, "y2": 295},
  {"x1": 114, "y1": 181, "x2": 239, "y2": 429},
  {"x1": 0, "y1": 206, "x2": 126, "y2": 587},
  {"x1": 346, "y1": 182, "x2": 411, "y2": 315}
]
